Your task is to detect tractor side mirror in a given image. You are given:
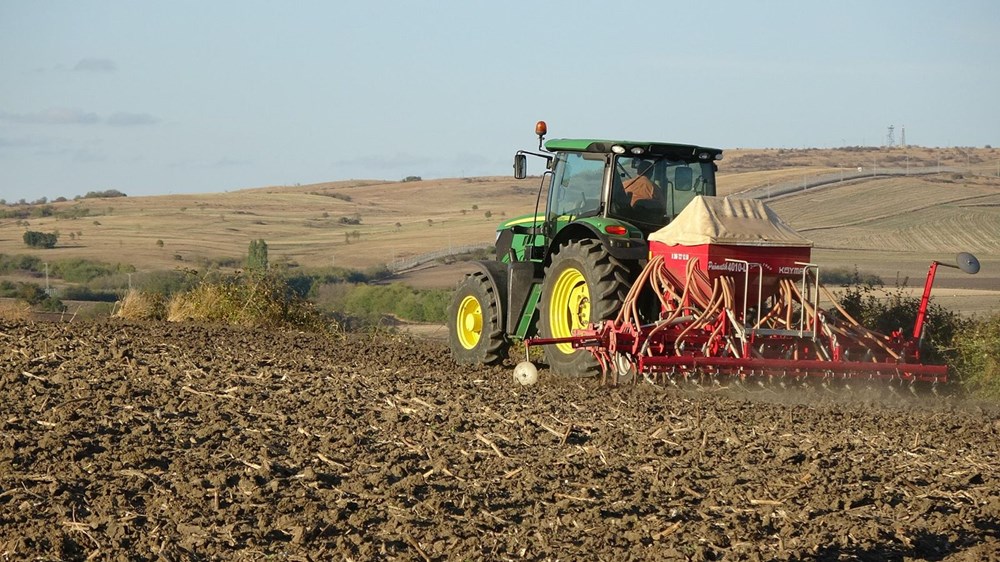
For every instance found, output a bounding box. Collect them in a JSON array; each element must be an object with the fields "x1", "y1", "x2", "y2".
[{"x1": 514, "y1": 154, "x2": 527, "y2": 179}]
